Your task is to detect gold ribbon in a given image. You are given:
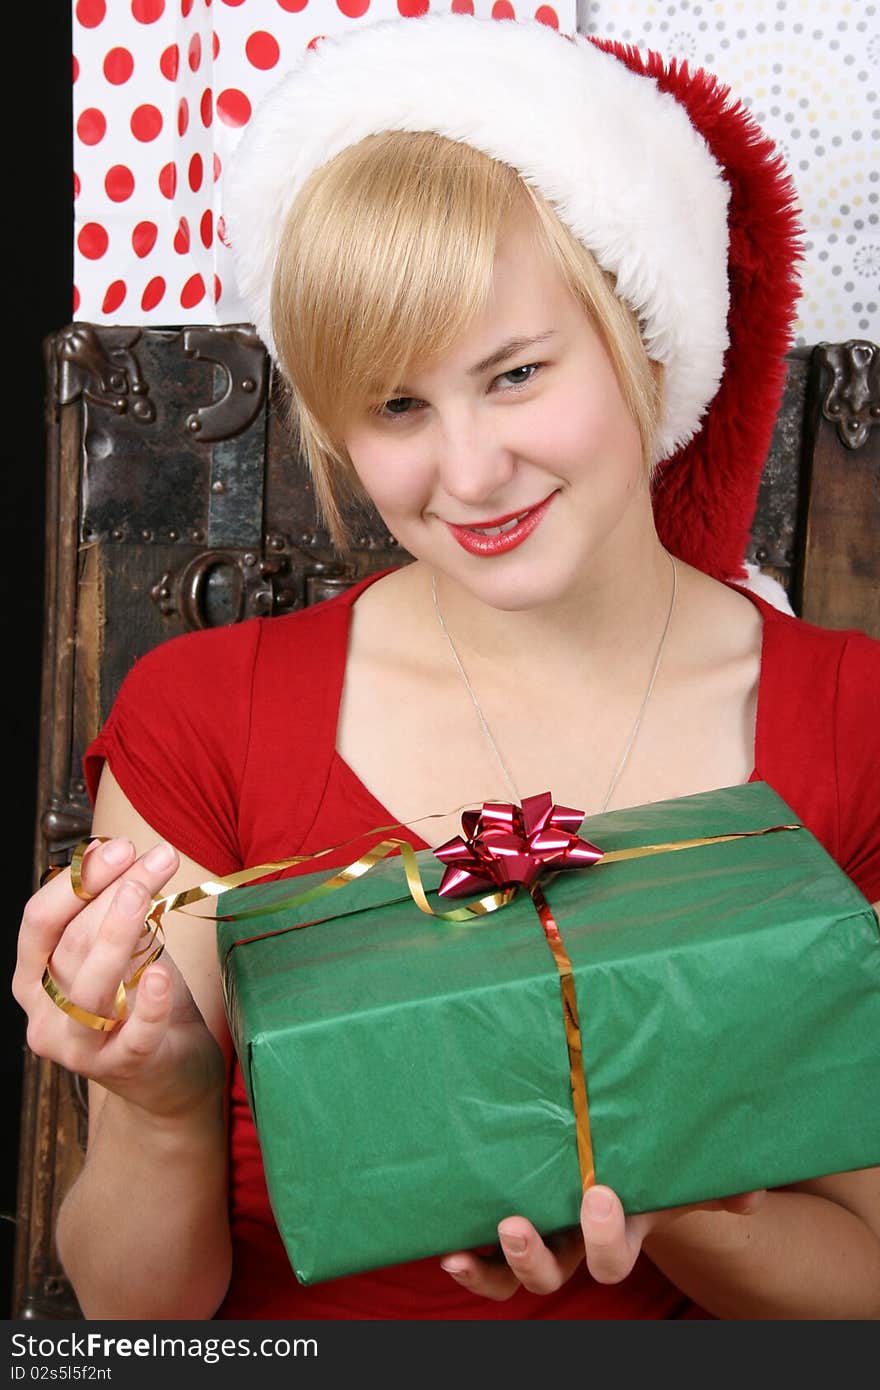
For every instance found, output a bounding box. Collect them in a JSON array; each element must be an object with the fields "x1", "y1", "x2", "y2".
[{"x1": 41, "y1": 818, "x2": 799, "y2": 1189}]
